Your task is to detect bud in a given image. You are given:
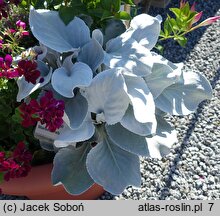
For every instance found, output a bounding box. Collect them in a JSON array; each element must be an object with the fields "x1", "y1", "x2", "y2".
[
  {"x1": 198, "y1": 16, "x2": 220, "y2": 27},
  {"x1": 191, "y1": 11, "x2": 203, "y2": 25}
]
